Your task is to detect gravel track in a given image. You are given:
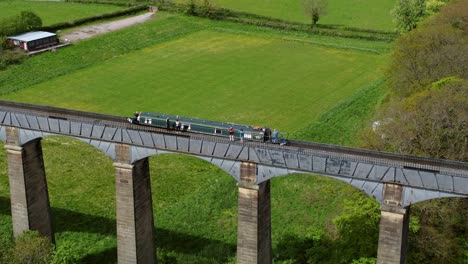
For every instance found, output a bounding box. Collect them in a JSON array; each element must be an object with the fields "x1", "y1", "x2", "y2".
[{"x1": 60, "y1": 12, "x2": 154, "y2": 43}]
